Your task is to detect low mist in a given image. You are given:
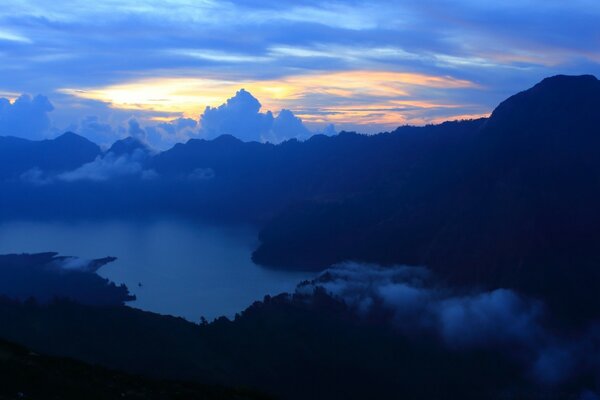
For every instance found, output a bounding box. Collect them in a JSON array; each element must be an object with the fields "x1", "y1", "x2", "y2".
[{"x1": 300, "y1": 263, "x2": 600, "y2": 388}]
